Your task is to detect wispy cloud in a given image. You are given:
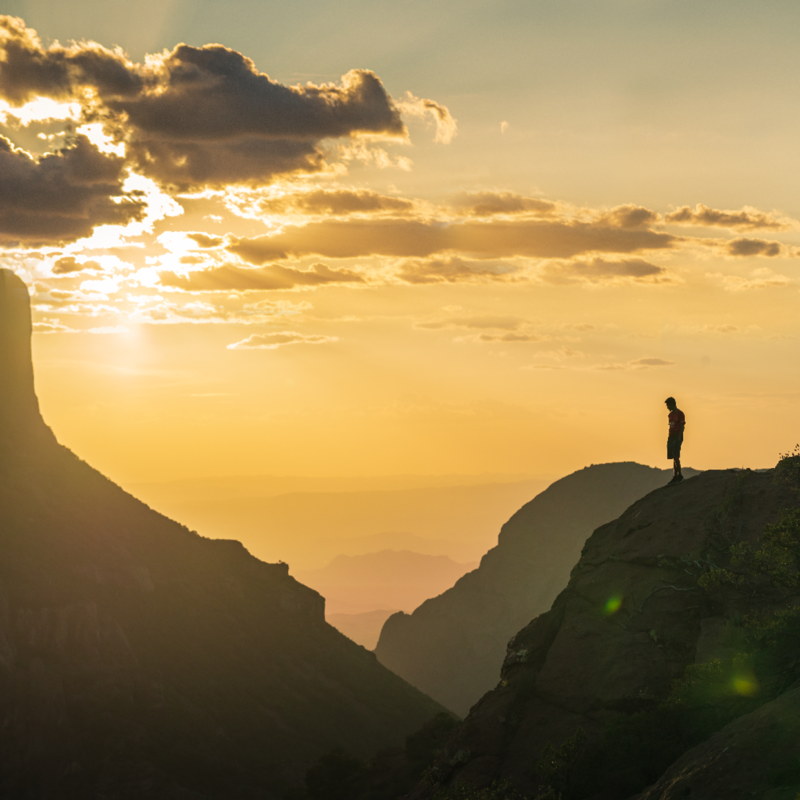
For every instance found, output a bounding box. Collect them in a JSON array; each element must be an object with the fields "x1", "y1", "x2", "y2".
[{"x1": 227, "y1": 331, "x2": 338, "y2": 350}]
